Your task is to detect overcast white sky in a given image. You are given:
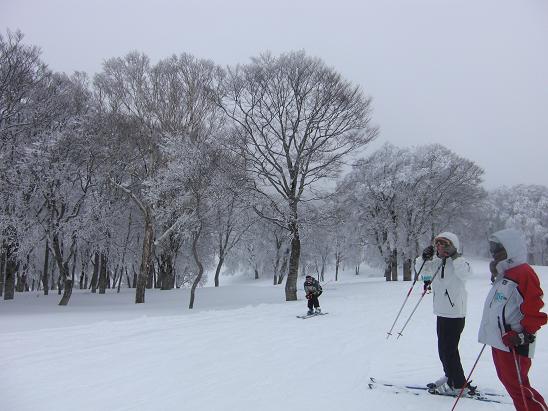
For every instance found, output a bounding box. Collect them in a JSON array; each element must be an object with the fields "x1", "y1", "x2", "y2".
[{"x1": 2, "y1": 0, "x2": 547, "y2": 189}]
